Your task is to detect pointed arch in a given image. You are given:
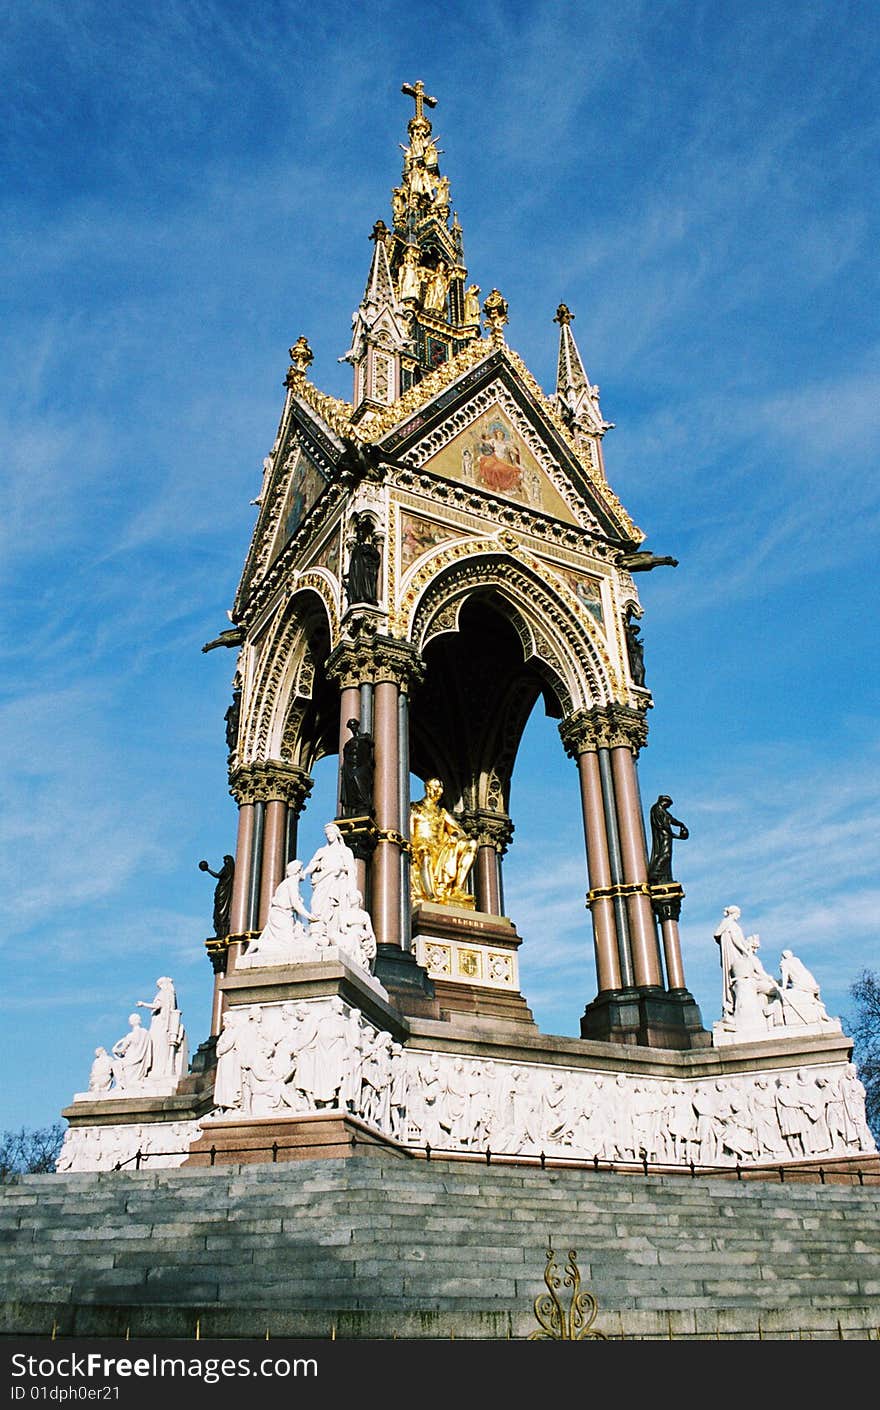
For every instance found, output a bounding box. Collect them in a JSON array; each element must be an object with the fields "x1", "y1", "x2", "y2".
[
  {"x1": 242, "y1": 587, "x2": 336, "y2": 769},
  {"x1": 406, "y1": 545, "x2": 617, "y2": 717}
]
